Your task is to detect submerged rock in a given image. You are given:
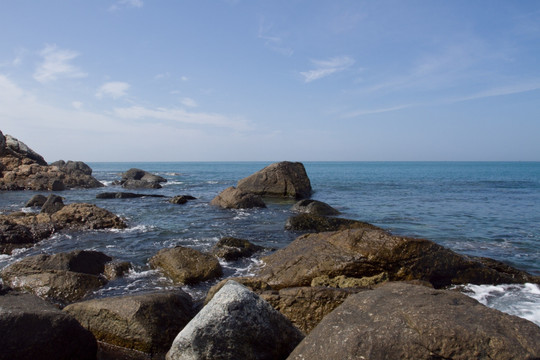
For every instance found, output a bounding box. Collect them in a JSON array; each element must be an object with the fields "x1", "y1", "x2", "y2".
[
  {"x1": 166, "y1": 281, "x2": 304, "y2": 360},
  {"x1": 96, "y1": 192, "x2": 166, "y2": 199},
  {"x1": 116, "y1": 168, "x2": 167, "y2": 189},
  {"x1": 288, "y1": 282, "x2": 540, "y2": 360},
  {"x1": 210, "y1": 186, "x2": 266, "y2": 209},
  {"x1": 211, "y1": 237, "x2": 265, "y2": 261},
  {"x1": 64, "y1": 290, "x2": 196, "y2": 357},
  {"x1": 0, "y1": 291, "x2": 97, "y2": 360},
  {"x1": 236, "y1": 161, "x2": 312, "y2": 199},
  {"x1": 169, "y1": 195, "x2": 196, "y2": 204},
  {"x1": 149, "y1": 246, "x2": 223, "y2": 285}
]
